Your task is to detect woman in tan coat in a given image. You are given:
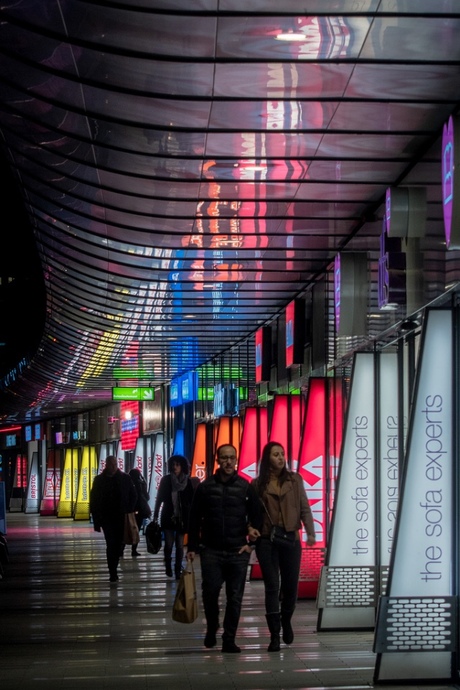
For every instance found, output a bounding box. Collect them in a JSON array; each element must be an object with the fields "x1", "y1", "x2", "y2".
[{"x1": 252, "y1": 441, "x2": 316, "y2": 651}]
